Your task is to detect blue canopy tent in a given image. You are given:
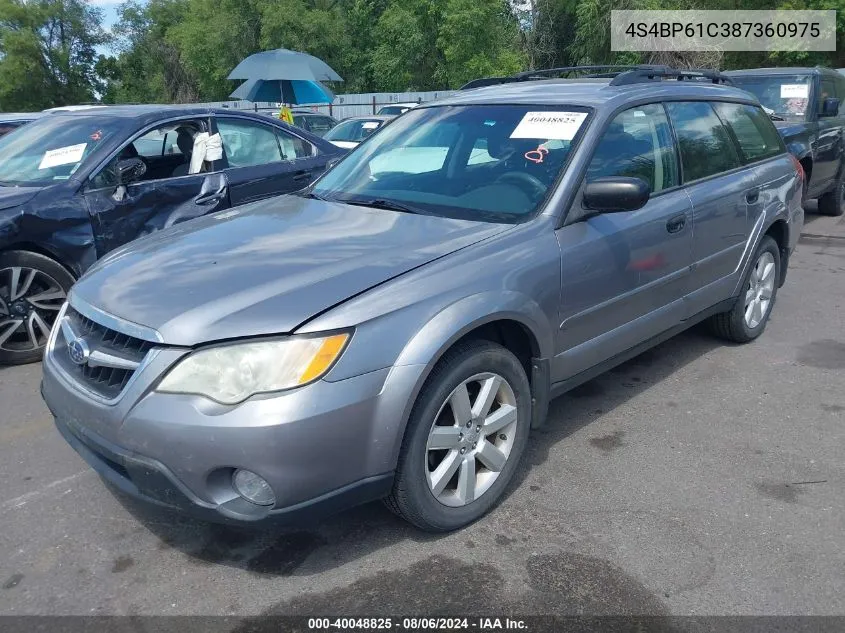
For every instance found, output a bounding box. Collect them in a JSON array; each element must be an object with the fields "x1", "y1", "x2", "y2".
[
  {"x1": 229, "y1": 78, "x2": 334, "y2": 104},
  {"x1": 227, "y1": 48, "x2": 342, "y2": 105}
]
